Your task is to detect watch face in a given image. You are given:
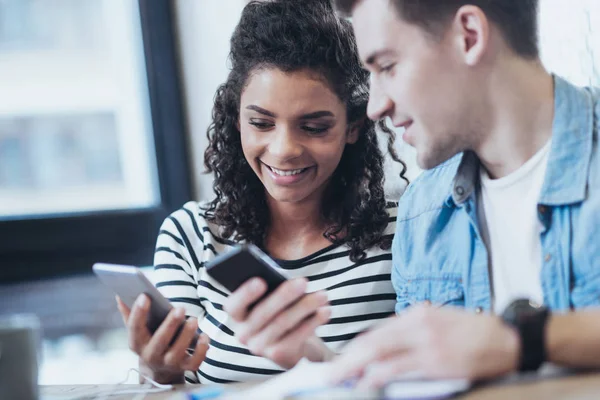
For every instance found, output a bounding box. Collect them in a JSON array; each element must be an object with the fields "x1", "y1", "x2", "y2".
[
  {"x1": 507, "y1": 299, "x2": 544, "y2": 319},
  {"x1": 501, "y1": 298, "x2": 550, "y2": 372},
  {"x1": 506, "y1": 298, "x2": 547, "y2": 322},
  {"x1": 528, "y1": 299, "x2": 542, "y2": 308}
]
